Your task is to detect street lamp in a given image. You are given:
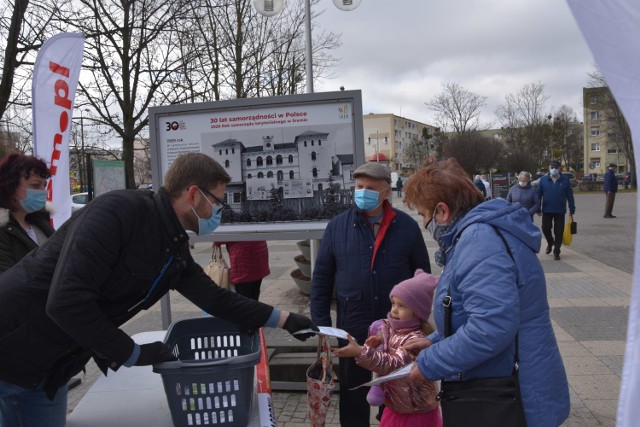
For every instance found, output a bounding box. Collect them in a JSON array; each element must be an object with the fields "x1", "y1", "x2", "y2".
[{"x1": 367, "y1": 131, "x2": 388, "y2": 162}]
